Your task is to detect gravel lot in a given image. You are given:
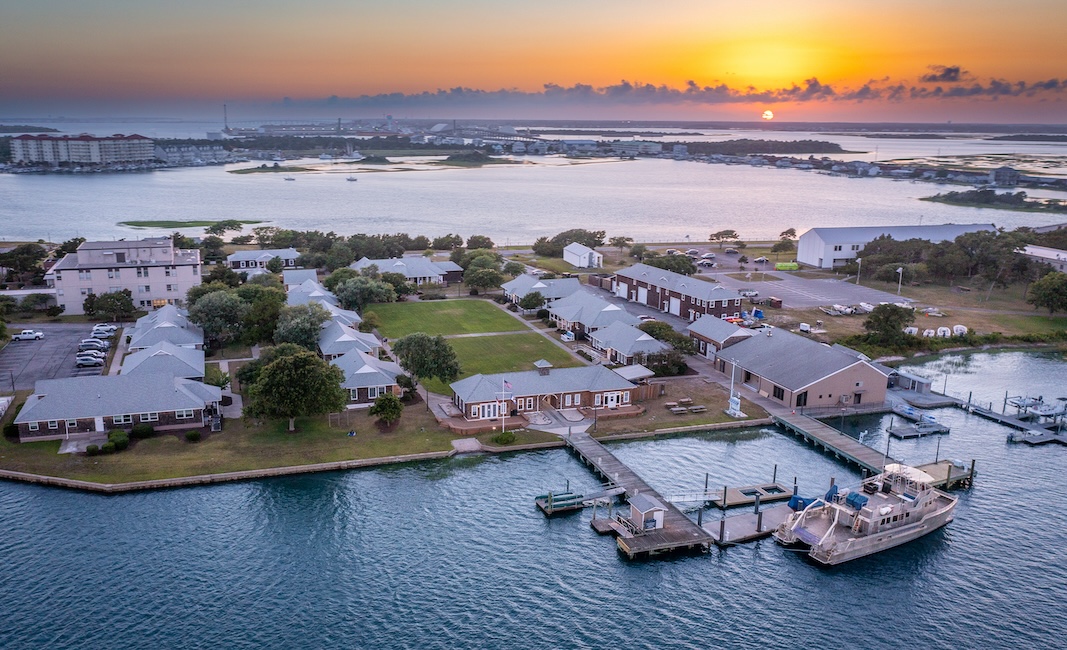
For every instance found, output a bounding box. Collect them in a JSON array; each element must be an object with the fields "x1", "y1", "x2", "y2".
[{"x1": 1, "y1": 322, "x2": 120, "y2": 391}]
